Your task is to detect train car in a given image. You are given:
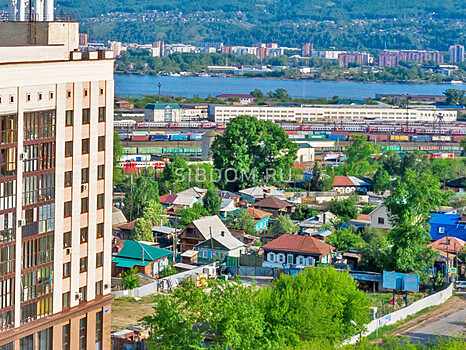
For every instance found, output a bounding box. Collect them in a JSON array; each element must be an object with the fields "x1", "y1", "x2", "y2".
[
  {"x1": 431, "y1": 153, "x2": 455, "y2": 159},
  {"x1": 120, "y1": 160, "x2": 166, "y2": 169},
  {"x1": 148, "y1": 131, "x2": 166, "y2": 135},
  {"x1": 368, "y1": 135, "x2": 389, "y2": 141},
  {"x1": 314, "y1": 131, "x2": 331, "y2": 135},
  {"x1": 216, "y1": 124, "x2": 227, "y2": 129},
  {"x1": 390, "y1": 135, "x2": 409, "y2": 141},
  {"x1": 285, "y1": 130, "x2": 298, "y2": 135},
  {"x1": 432, "y1": 136, "x2": 452, "y2": 142},
  {"x1": 327, "y1": 134, "x2": 347, "y2": 140},
  {"x1": 300, "y1": 125, "x2": 313, "y2": 130},
  {"x1": 114, "y1": 120, "x2": 137, "y2": 128},
  {"x1": 130, "y1": 134, "x2": 149, "y2": 141},
  {"x1": 452, "y1": 136, "x2": 465, "y2": 143},
  {"x1": 202, "y1": 123, "x2": 215, "y2": 128},
  {"x1": 169, "y1": 134, "x2": 189, "y2": 141},
  {"x1": 118, "y1": 133, "x2": 131, "y2": 141},
  {"x1": 188, "y1": 134, "x2": 203, "y2": 141},
  {"x1": 149, "y1": 134, "x2": 170, "y2": 141},
  {"x1": 307, "y1": 135, "x2": 325, "y2": 140},
  {"x1": 410, "y1": 135, "x2": 429, "y2": 142}
]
